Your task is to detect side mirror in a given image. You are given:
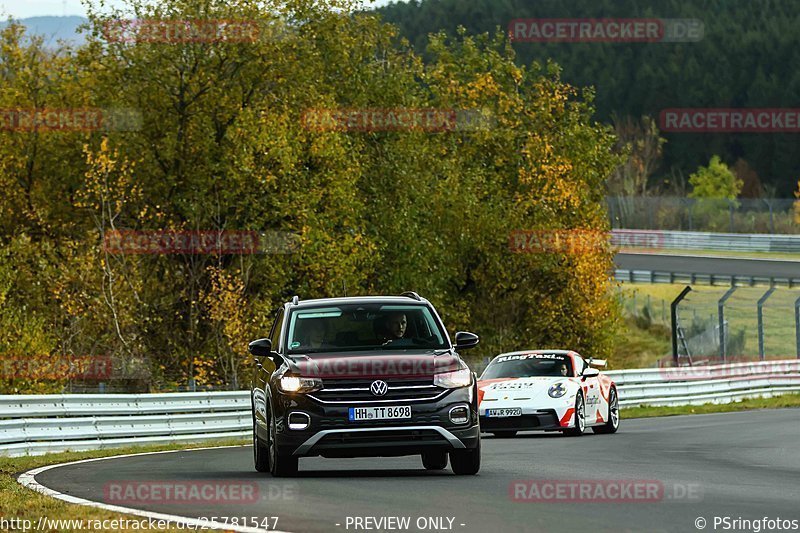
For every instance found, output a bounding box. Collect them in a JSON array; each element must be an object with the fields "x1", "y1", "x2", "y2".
[
  {"x1": 249, "y1": 338, "x2": 274, "y2": 360},
  {"x1": 454, "y1": 331, "x2": 479, "y2": 350},
  {"x1": 582, "y1": 367, "x2": 600, "y2": 379}
]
